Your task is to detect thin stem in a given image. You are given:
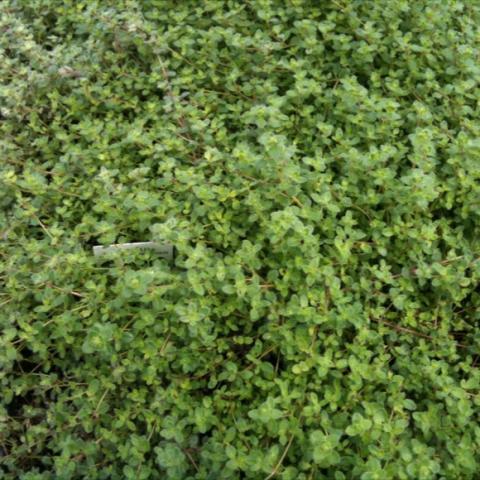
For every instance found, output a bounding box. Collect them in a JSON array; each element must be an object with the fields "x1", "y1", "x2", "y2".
[{"x1": 265, "y1": 434, "x2": 294, "y2": 480}]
